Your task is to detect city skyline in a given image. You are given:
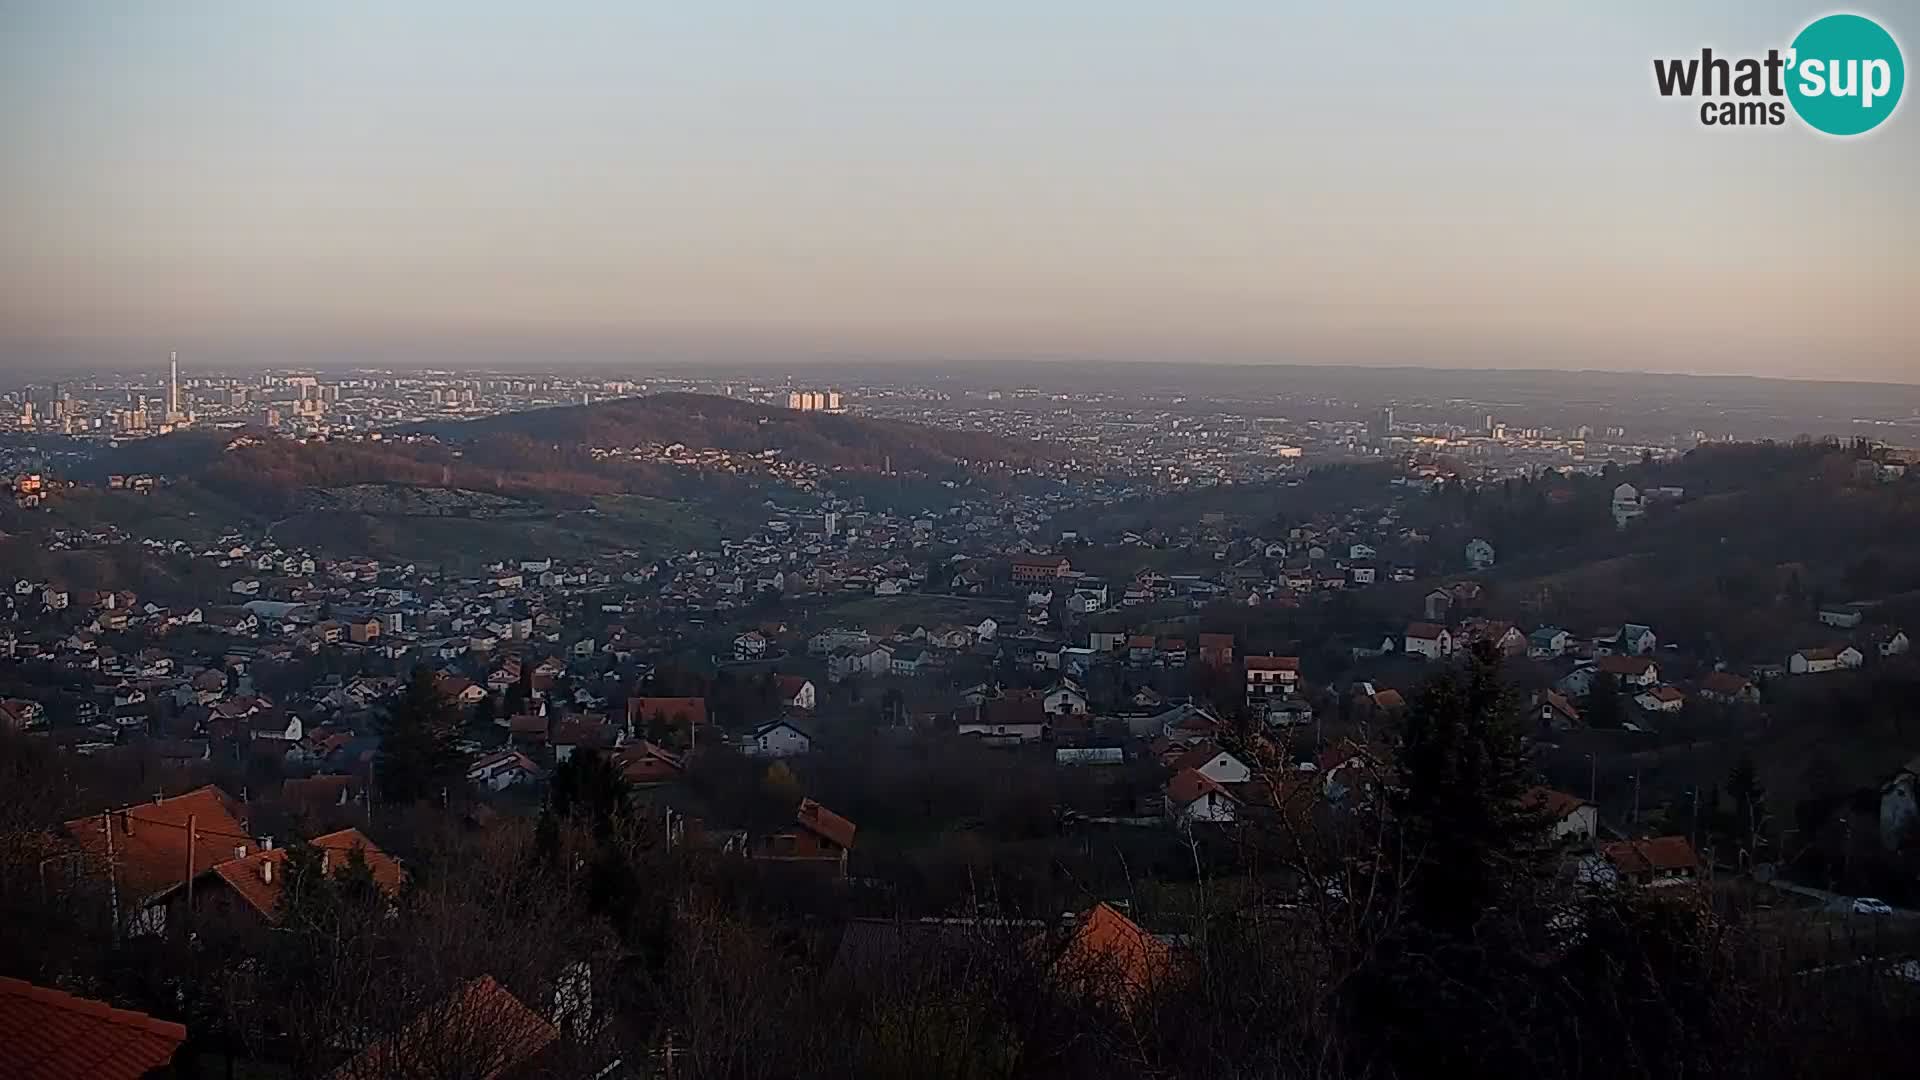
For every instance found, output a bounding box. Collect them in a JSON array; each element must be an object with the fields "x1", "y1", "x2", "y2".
[{"x1": 3, "y1": 2, "x2": 1917, "y2": 382}]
